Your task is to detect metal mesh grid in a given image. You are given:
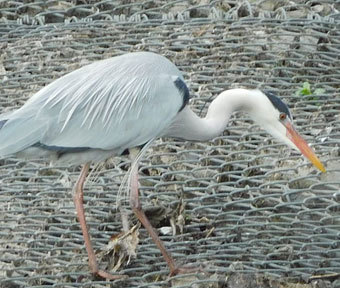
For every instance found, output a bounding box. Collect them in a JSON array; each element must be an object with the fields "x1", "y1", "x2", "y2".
[{"x1": 0, "y1": 1, "x2": 340, "y2": 287}]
